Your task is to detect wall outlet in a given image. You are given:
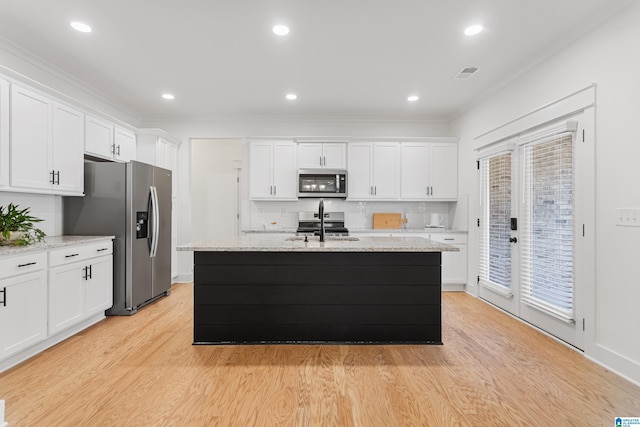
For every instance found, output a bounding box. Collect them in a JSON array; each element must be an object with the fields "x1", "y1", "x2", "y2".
[
  {"x1": 616, "y1": 208, "x2": 640, "y2": 227},
  {"x1": 281, "y1": 208, "x2": 288, "y2": 217},
  {"x1": 257, "y1": 208, "x2": 264, "y2": 217}
]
